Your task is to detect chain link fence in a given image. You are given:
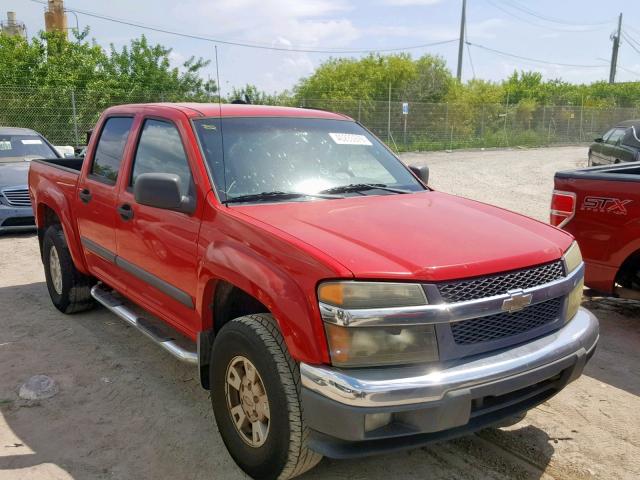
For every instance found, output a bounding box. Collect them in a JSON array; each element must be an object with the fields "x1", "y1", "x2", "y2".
[{"x1": 1, "y1": 85, "x2": 638, "y2": 151}]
